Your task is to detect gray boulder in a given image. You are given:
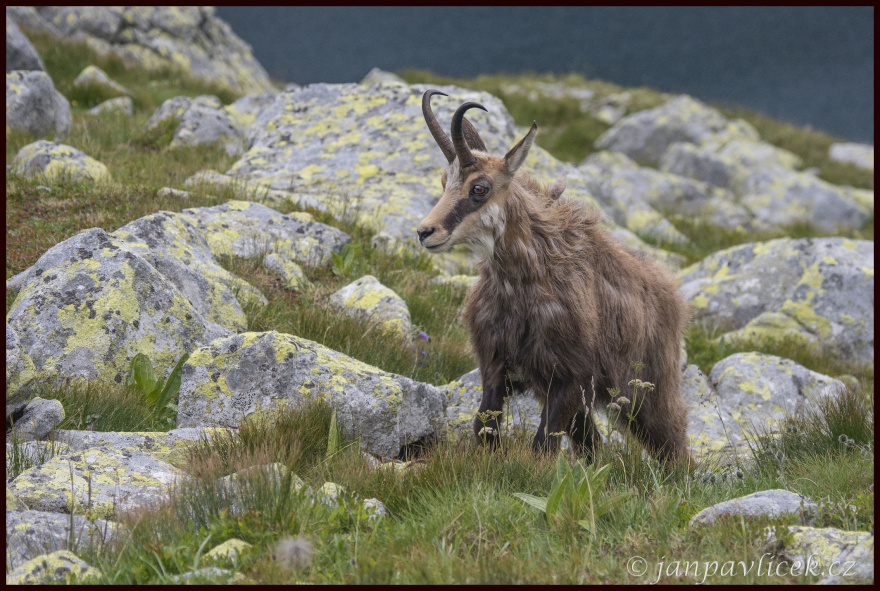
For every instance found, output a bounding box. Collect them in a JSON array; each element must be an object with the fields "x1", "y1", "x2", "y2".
[
  {"x1": 690, "y1": 489, "x2": 819, "y2": 526},
  {"x1": 6, "y1": 510, "x2": 121, "y2": 570},
  {"x1": 8, "y1": 443, "x2": 185, "y2": 518},
  {"x1": 6, "y1": 323, "x2": 37, "y2": 418},
  {"x1": 179, "y1": 200, "x2": 350, "y2": 269},
  {"x1": 86, "y1": 95, "x2": 133, "y2": 117},
  {"x1": 443, "y1": 368, "x2": 543, "y2": 437},
  {"x1": 706, "y1": 352, "x2": 845, "y2": 447},
  {"x1": 7, "y1": 440, "x2": 72, "y2": 481},
  {"x1": 262, "y1": 253, "x2": 310, "y2": 291},
  {"x1": 176, "y1": 330, "x2": 446, "y2": 459},
  {"x1": 329, "y1": 275, "x2": 414, "y2": 340},
  {"x1": 112, "y1": 210, "x2": 263, "y2": 332},
  {"x1": 6, "y1": 70, "x2": 70, "y2": 139},
  {"x1": 661, "y1": 139, "x2": 870, "y2": 232},
  {"x1": 6, "y1": 227, "x2": 231, "y2": 399},
  {"x1": 10, "y1": 140, "x2": 110, "y2": 182},
  {"x1": 146, "y1": 94, "x2": 246, "y2": 156},
  {"x1": 224, "y1": 92, "x2": 278, "y2": 134},
  {"x1": 679, "y1": 238, "x2": 874, "y2": 366},
  {"x1": 26, "y1": 6, "x2": 273, "y2": 94},
  {"x1": 6, "y1": 6, "x2": 60, "y2": 36},
  {"x1": 829, "y1": 142, "x2": 874, "y2": 171},
  {"x1": 580, "y1": 150, "x2": 755, "y2": 233},
  {"x1": 594, "y1": 95, "x2": 759, "y2": 166},
  {"x1": 360, "y1": 67, "x2": 406, "y2": 85},
  {"x1": 7, "y1": 397, "x2": 64, "y2": 443},
  {"x1": 5, "y1": 549, "x2": 101, "y2": 584},
  {"x1": 72, "y1": 64, "x2": 128, "y2": 96},
  {"x1": 6, "y1": 15, "x2": 44, "y2": 71}
]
